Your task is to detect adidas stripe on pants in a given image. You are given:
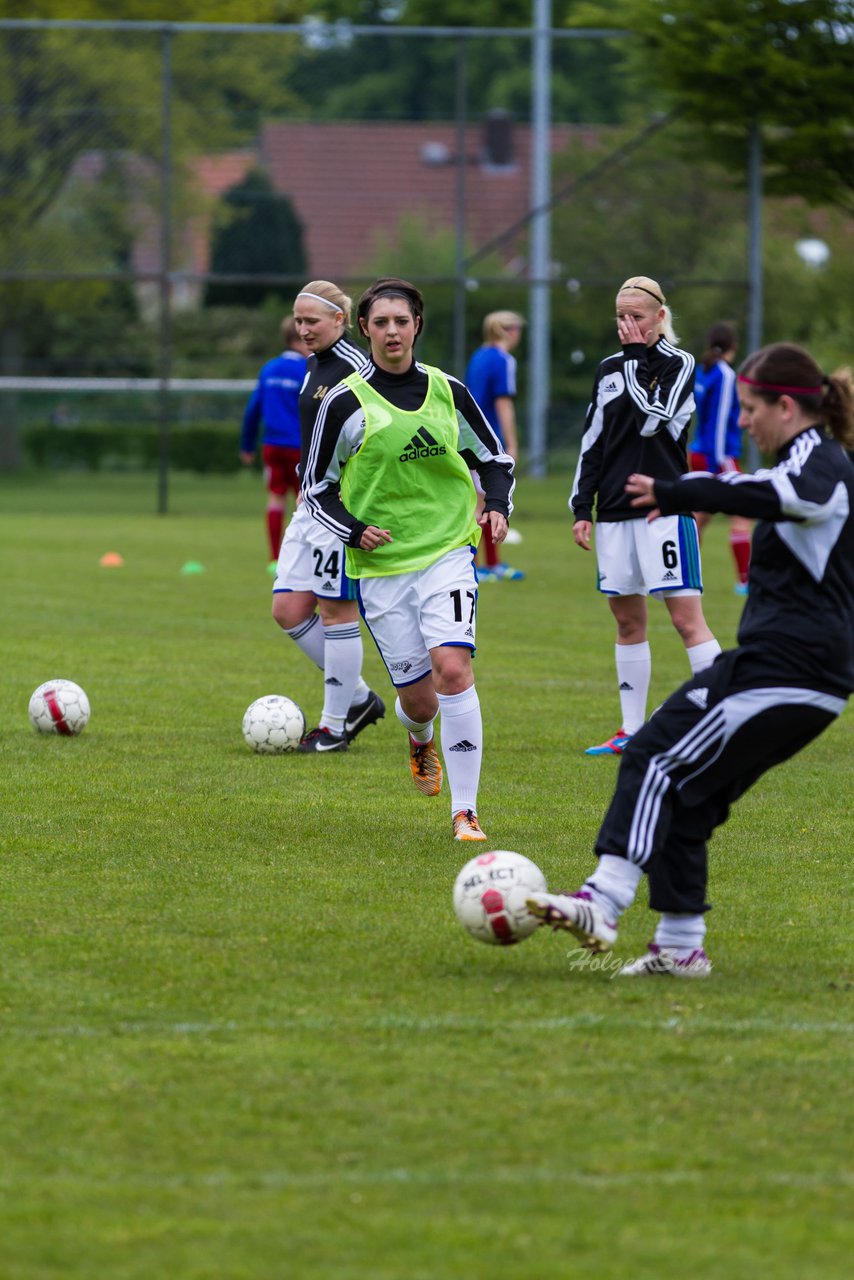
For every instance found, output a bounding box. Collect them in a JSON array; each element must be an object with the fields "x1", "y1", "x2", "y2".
[{"x1": 594, "y1": 645, "x2": 845, "y2": 915}]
